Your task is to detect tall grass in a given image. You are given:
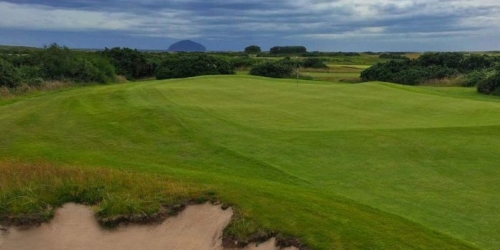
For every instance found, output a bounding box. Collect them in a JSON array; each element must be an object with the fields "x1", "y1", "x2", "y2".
[
  {"x1": 419, "y1": 76, "x2": 466, "y2": 87},
  {"x1": 0, "y1": 161, "x2": 209, "y2": 225},
  {"x1": 0, "y1": 81, "x2": 71, "y2": 99}
]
